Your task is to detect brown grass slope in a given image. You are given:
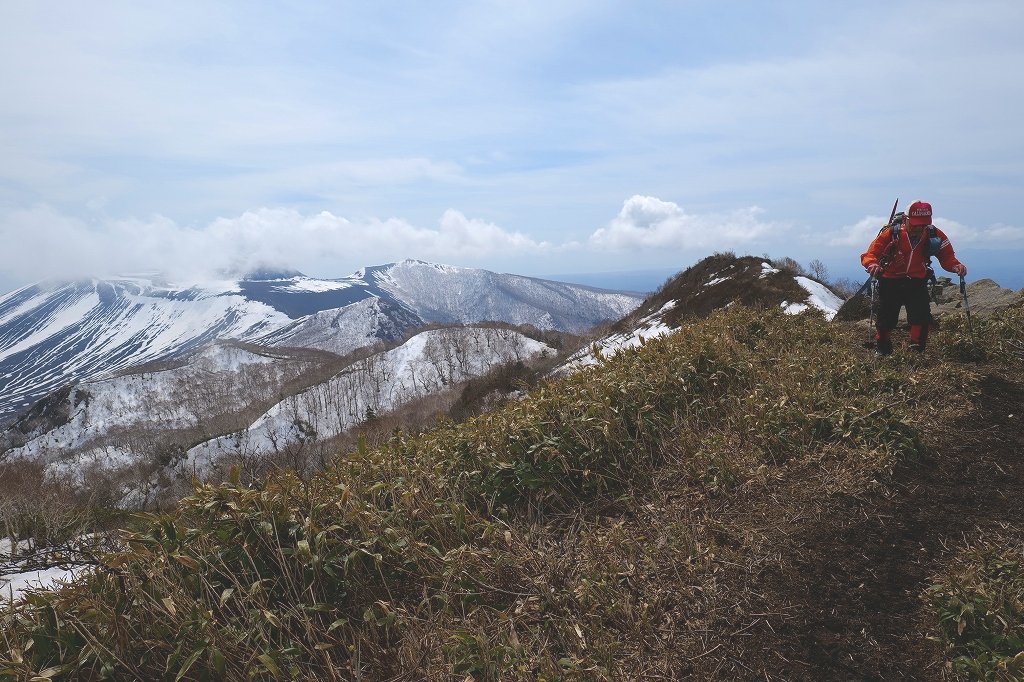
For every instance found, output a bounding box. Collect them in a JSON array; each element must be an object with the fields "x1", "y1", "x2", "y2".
[
  {"x1": 621, "y1": 254, "x2": 813, "y2": 332},
  {"x1": 1, "y1": 302, "x2": 1022, "y2": 681}
]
